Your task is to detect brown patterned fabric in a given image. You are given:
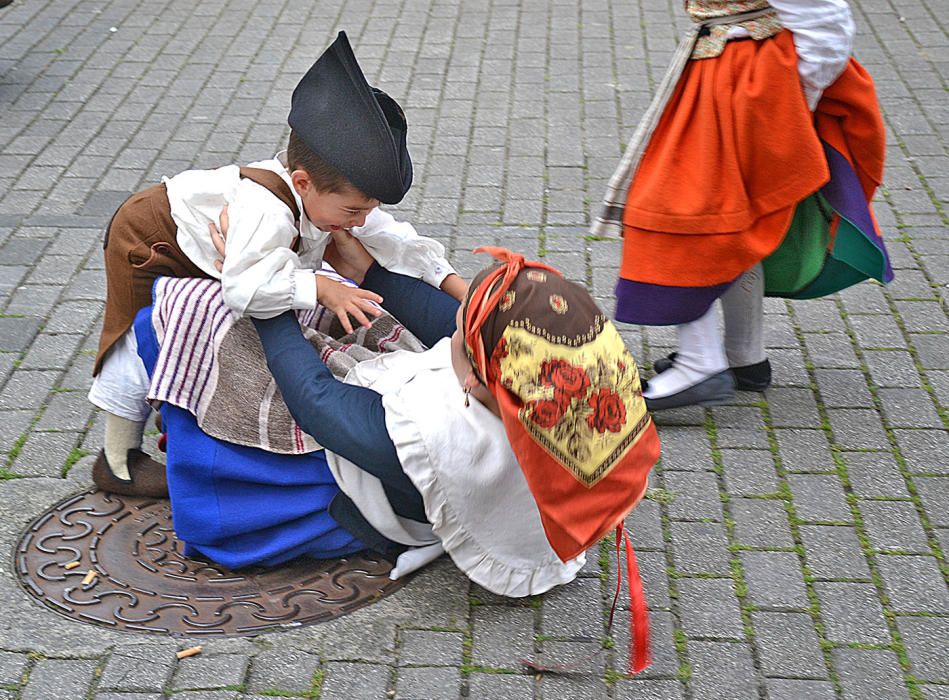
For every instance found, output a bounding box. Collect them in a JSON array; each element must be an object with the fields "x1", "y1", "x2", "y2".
[{"x1": 94, "y1": 169, "x2": 300, "y2": 375}]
